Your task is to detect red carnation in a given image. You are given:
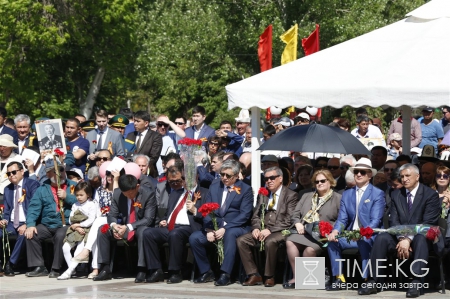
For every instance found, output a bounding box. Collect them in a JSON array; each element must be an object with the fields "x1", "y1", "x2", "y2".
[
  {"x1": 319, "y1": 221, "x2": 333, "y2": 237},
  {"x1": 54, "y1": 148, "x2": 64, "y2": 156},
  {"x1": 258, "y1": 187, "x2": 269, "y2": 197},
  {"x1": 360, "y1": 227, "x2": 374, "y2": 240},
  {"x1": 158, "y1": 176, "x2": 167, "y2": 183},
  {"x1": 425, "y1": 226, "x2": 441, "y2": 243},
  {"x1": 100, "y1": 206, "x2": 110, "y2": 215},
  {"x1": 198, "y1": 203, "x2": 220, "y2": 218},
  {"x1": 178, "y1": 138, "x2": 202, "y2": 147},
  {"x1": 100, "y1": 224, "x2": 110, "y2": 234}
]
